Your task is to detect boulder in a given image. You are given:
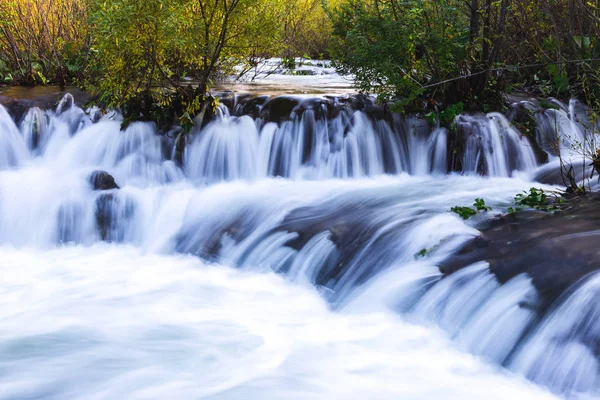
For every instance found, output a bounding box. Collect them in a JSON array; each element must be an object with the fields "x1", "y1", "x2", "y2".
[
  {"x1": 260, "y1": 96, "x2": 300, "y2": 123},
  {"x1": 89, "y1": 171, "x2": 119, "y2": 191}
]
